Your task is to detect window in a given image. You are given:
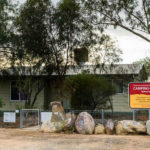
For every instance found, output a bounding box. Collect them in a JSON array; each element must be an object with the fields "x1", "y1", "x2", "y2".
[
  {"x1": 113, "y1": 80, "x2": 124, "y2": 94},
  {"x1": 10, "y1": 81, "x2": 27, "y2": 101}
]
